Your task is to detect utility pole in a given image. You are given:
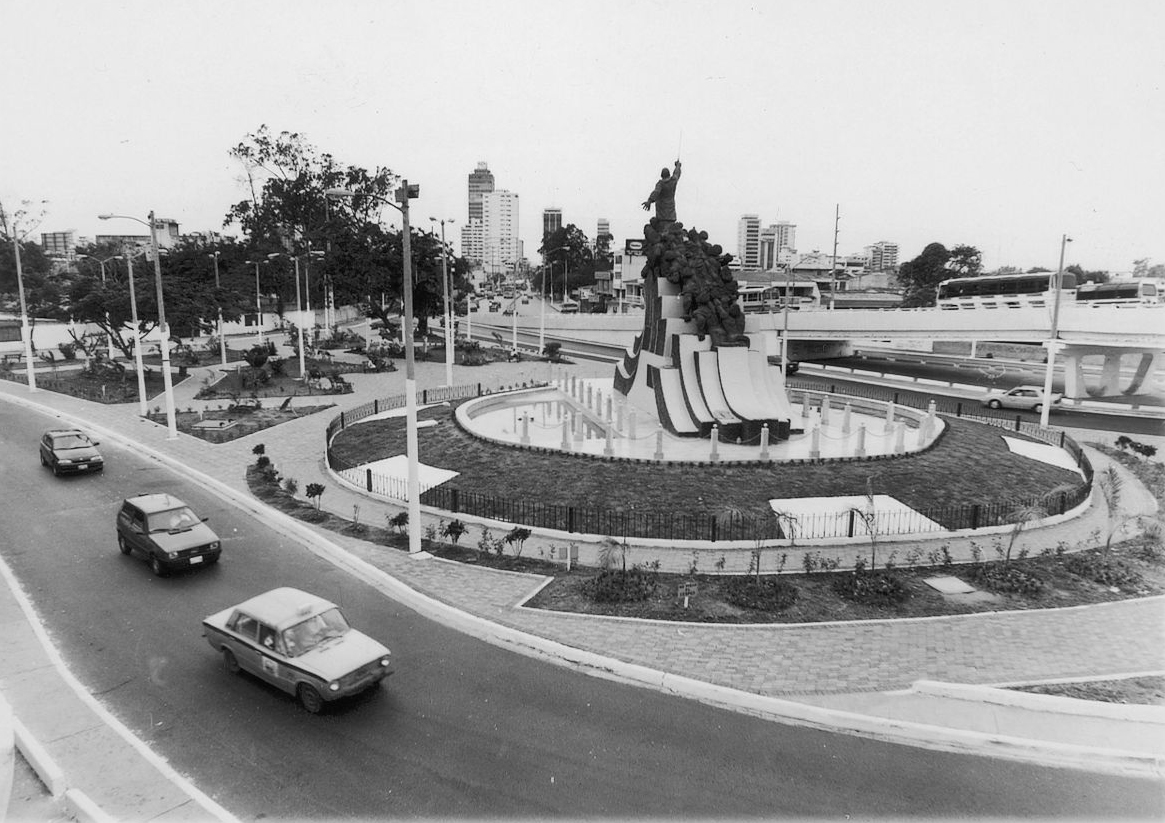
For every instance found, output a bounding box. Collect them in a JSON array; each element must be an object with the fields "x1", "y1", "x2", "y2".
[{"x1": 830, "y1": 204, "x2": 840, "y2": 310}]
